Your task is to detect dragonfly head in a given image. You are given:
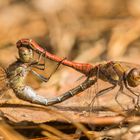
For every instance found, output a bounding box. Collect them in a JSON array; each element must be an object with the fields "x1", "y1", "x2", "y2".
[
  {"x1": 126, "y1": 68, "x2": 140, "y2": 87},
  {"x1": 18, "y1": 46, "x2": 33, "y2": 63}
]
